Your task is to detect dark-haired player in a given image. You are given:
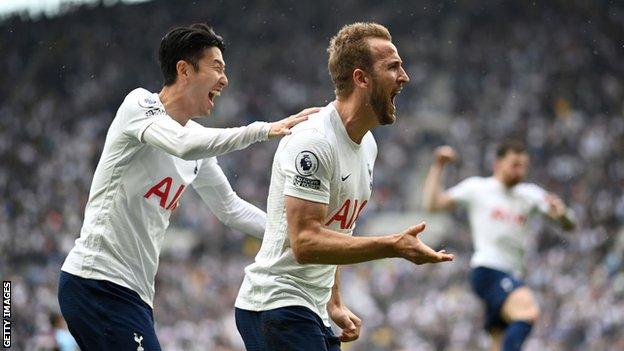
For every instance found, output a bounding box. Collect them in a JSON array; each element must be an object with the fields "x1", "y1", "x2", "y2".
[
  {"x1": 422, "y1": 142, "x2": 575, "y2": 351},
  {"x1": 57, "y1": 23, "x2": 316, "y2": 350}
]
